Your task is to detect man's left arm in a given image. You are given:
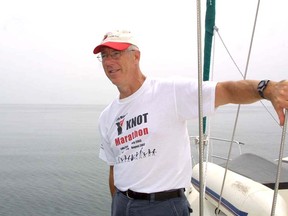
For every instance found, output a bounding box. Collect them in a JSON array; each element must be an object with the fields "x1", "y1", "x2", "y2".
[{"x1": 215, "y1": 80, "x2": 288, "y2": 126}]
